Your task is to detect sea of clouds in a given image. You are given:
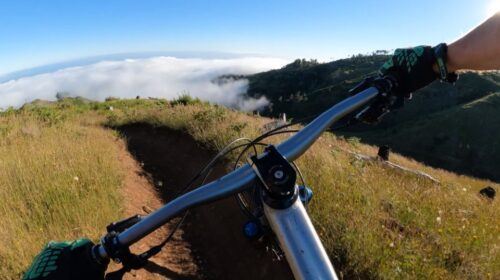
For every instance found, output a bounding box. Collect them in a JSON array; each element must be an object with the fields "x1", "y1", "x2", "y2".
[{"x1": 0, "y1": 56, "x2": 288, "y2": 111}]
